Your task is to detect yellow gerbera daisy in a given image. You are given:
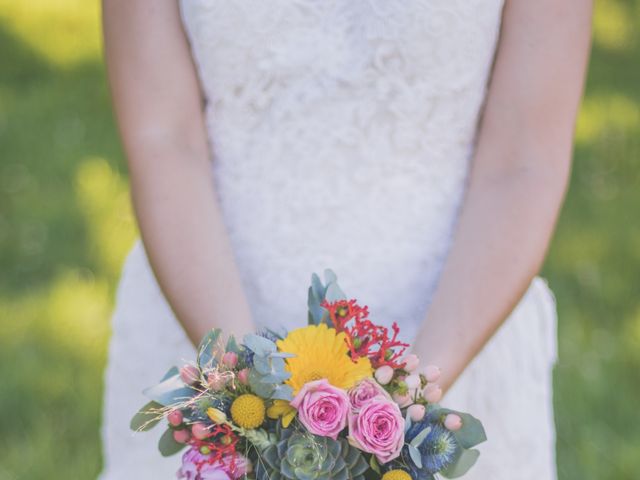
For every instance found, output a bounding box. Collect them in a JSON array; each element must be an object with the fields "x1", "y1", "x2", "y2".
[{"x1": 276, "y1": 323, "x2": 373, "y2": 394}]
